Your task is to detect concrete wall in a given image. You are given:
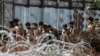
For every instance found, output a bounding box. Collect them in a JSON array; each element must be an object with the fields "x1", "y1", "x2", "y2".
[{"x1": 15, "y1": 6, "x2": 100, "y2": 30}]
